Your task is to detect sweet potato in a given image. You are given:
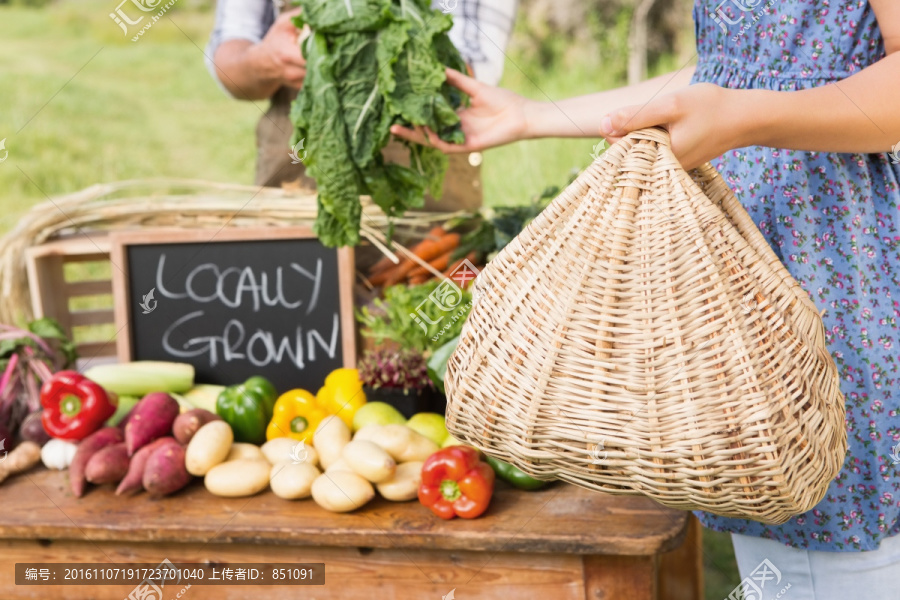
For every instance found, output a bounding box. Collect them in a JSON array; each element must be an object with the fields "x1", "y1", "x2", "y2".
[
  {"x1": 172, "y1": 409, "x2": 221, "y2": 445},
  {"x1": 125, "y1": 392, "x2": 180, "y2": 455},
  {"x1": 115, "y1": 437, "x2": 171, "y2": 496},
  {"x1": 85, "y1": 442, "x2": 130, "y2": 485},
  {"x1": 143, "y1": 439, "x2": 191, "y2": 497},
  {"x1": 70, "y1": 427, "x2": 124, "y2": 497}
]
